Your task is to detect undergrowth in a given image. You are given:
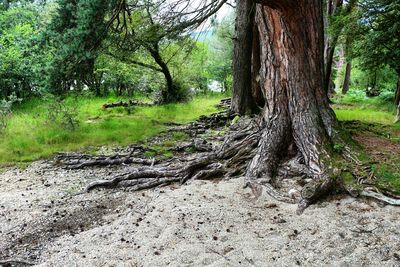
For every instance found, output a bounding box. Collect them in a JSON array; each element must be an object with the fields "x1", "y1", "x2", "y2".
[
  {"x1": 333, "y1": 89, "x2": 399, "y2": 125},
  {"x1": 0, "y1": 94, "x2": 223, "y2": 165}
]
